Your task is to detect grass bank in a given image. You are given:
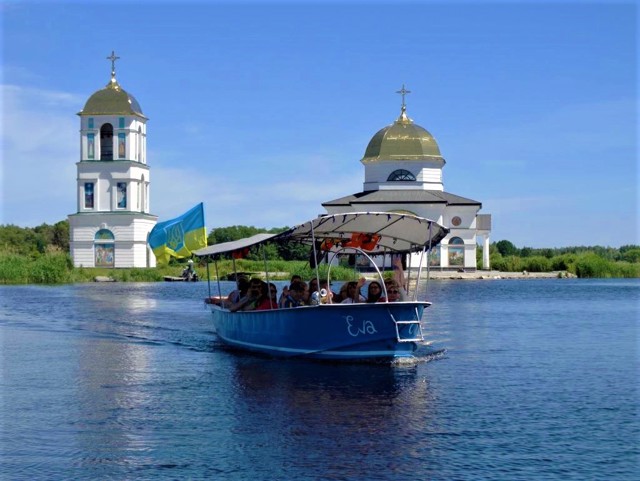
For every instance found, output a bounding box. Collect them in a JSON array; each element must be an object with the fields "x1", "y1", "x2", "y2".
[
  {"x1": 0, "y1": 253, "x2": 361, "y2": 285},
  {"x1": 1, "y1": 251, "x2": 638, "y2": 285}
]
